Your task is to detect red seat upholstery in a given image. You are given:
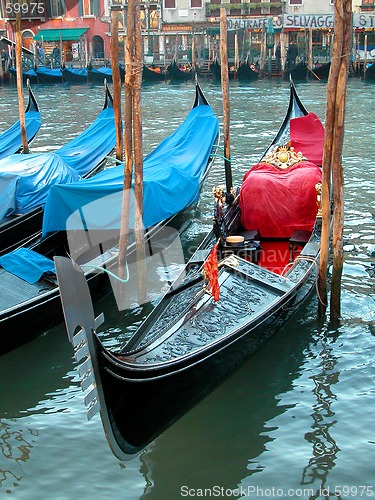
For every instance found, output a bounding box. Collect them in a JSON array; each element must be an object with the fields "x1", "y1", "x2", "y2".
[{"x1": 239, "y1": 161, "x2": 322, "y2": 239}]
